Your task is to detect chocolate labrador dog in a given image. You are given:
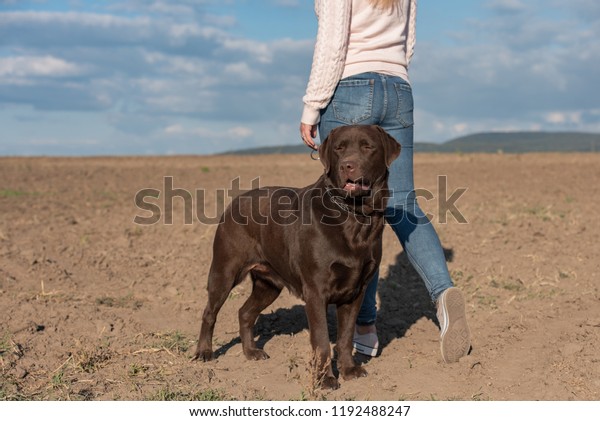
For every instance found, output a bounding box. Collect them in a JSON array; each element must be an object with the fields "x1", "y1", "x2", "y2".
[{"x1": 194, "y1": 125, "x2": 400, "y2": 389}]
